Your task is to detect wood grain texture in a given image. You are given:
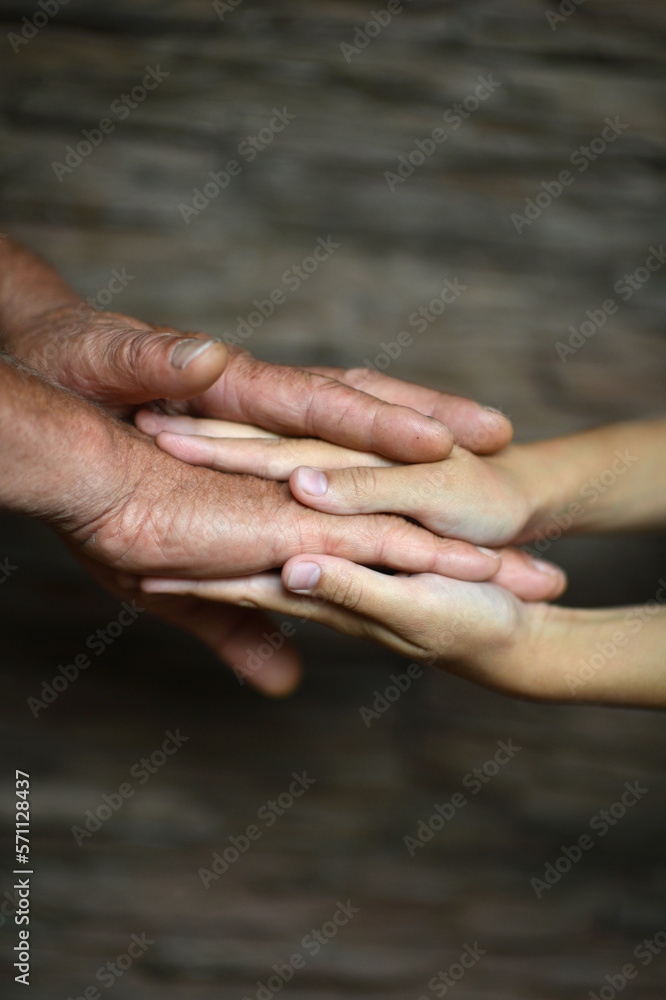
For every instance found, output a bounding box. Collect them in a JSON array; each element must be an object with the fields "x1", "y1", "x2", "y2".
[{"x1": 0, "y1": 2, "x2": 665, "y2": 996}]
